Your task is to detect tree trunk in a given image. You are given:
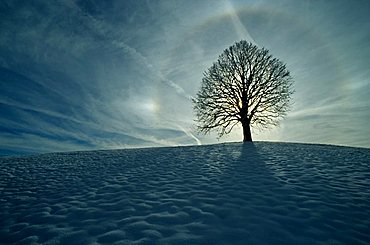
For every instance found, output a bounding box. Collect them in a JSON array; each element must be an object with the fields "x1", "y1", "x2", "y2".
[{"x1": 242, "y1": 121, "x2": 252, "y2": 142}]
